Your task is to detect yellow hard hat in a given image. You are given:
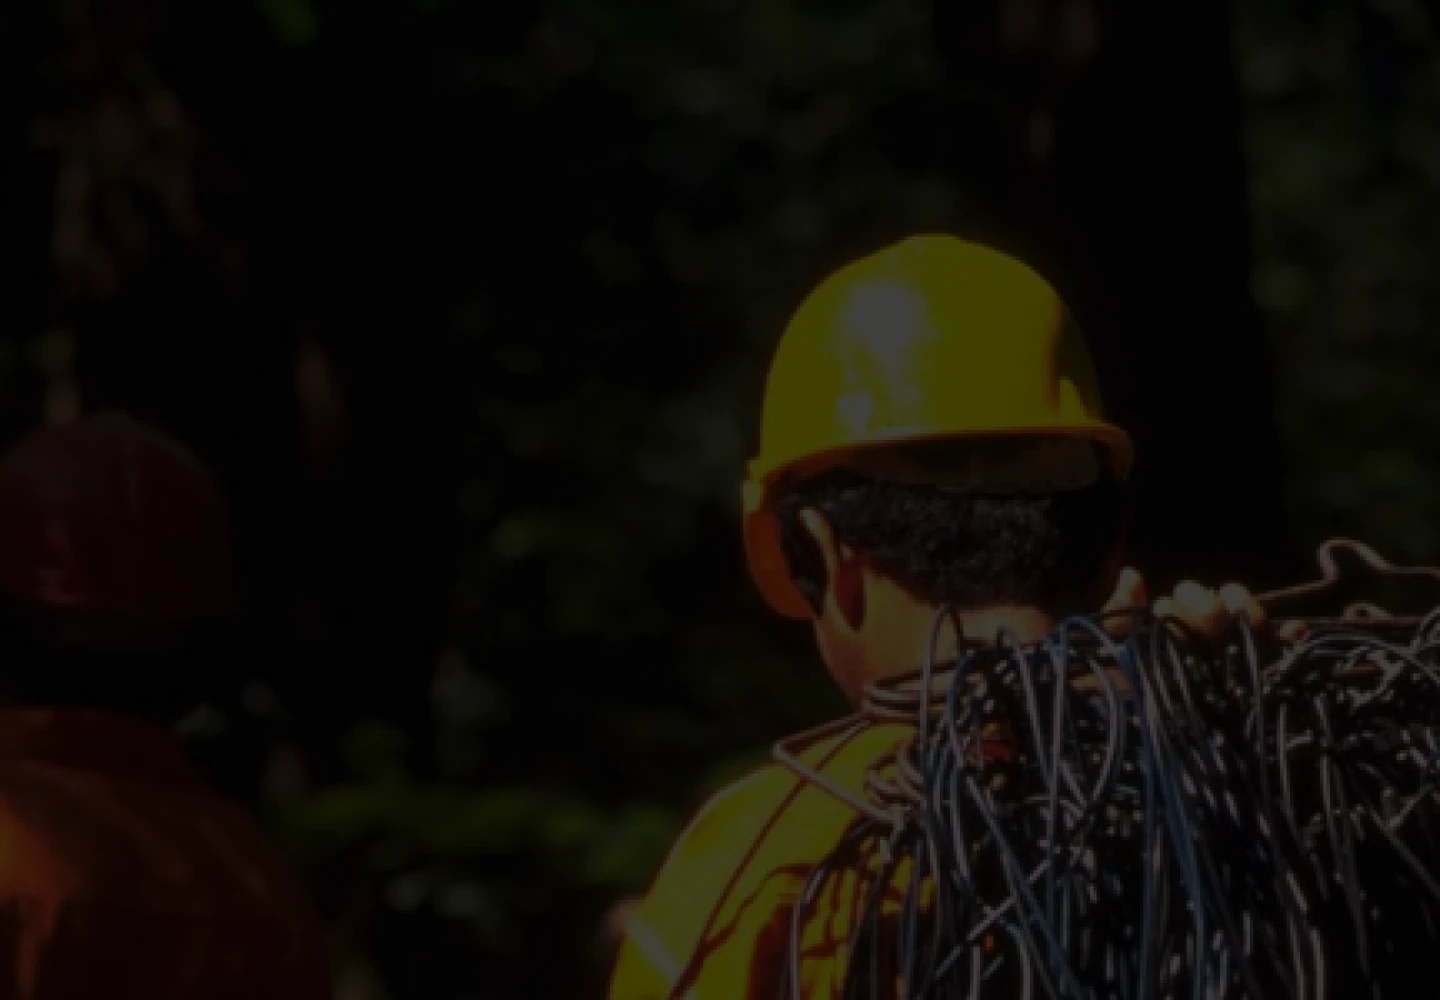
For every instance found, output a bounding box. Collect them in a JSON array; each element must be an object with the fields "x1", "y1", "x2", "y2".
[{"x1": 742, "y1": 234, "x2": 1134, "y2": 619}]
